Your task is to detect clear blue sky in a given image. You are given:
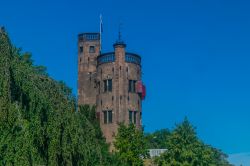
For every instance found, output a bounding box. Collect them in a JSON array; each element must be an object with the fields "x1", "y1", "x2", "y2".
[{"x1": 1, "y1": 0, "x2": 250, "y2": 155}]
